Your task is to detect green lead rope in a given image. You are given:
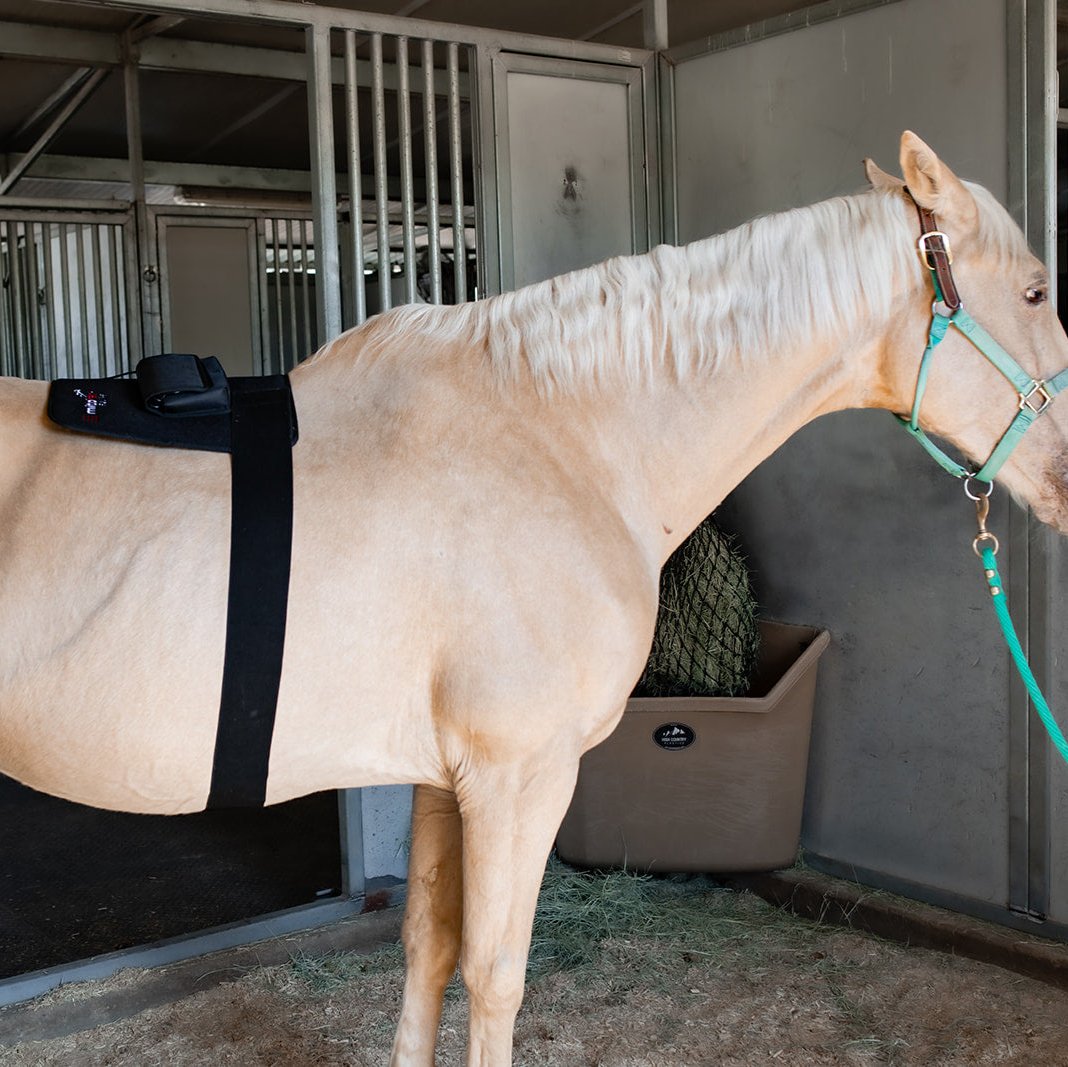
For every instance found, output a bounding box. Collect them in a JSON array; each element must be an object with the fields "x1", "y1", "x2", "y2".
[{"x1": 978, "y1": 543, "x2": 1068, "y2": 766}]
